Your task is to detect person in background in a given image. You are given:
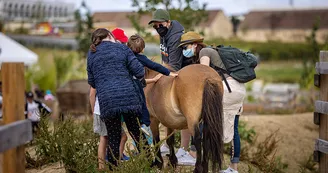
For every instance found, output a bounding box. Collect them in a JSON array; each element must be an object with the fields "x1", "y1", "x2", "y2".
[
  {"x1": 24, "y1": 91, "x2": 52, "y2": 134},
  {"x1": 148, "y1": 8, "x2": 195, "y2": 165},
  {"x1": 34, "y1": 87, "x2": 45, "y2": 99},
  {"x1": 178, "y1": 31, "x2": 246, "y2": 173},
  {"x1": 112, "y1": 28, "x2": 129, "y2": 44},
  {"x1": 44, "y1": 90, "x2": 55, "y2": 101}
]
